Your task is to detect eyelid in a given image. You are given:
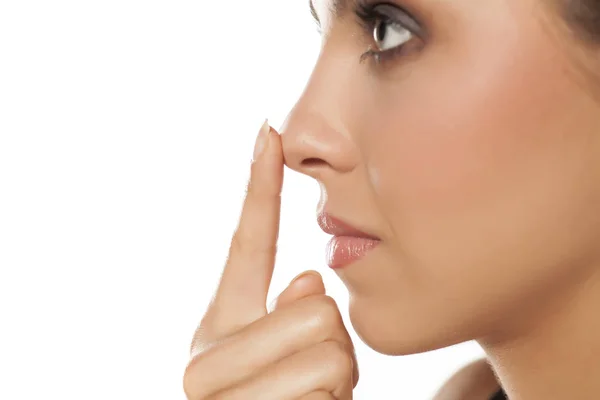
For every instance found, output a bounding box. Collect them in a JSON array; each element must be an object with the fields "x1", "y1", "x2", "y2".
[
  {"x1": 355, "y1": 1, "x2": 426, "y2": 65},
  {"x1": 356, "y1": 1, "x2": 426, "y2": 39},
  {"x1": 371, "y1": 3, "x2": 422, "y2": 37}
]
